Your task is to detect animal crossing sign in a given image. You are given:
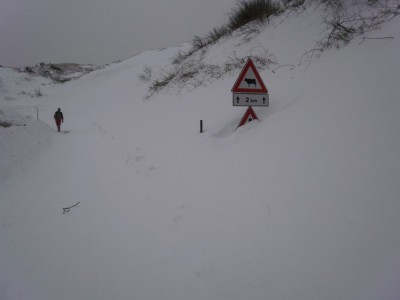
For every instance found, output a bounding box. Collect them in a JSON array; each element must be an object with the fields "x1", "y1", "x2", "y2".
[{"x1": 231, "y1": 58, "x2": 269, "y2": 107}]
